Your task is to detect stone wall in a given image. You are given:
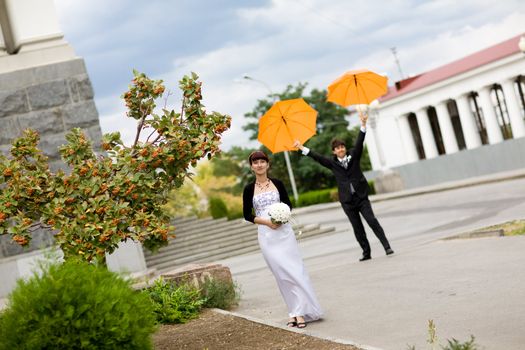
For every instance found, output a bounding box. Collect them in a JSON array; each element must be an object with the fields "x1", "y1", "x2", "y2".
[{"x1": 0, "y1": 57, "x2": 103, "y2": 258}]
